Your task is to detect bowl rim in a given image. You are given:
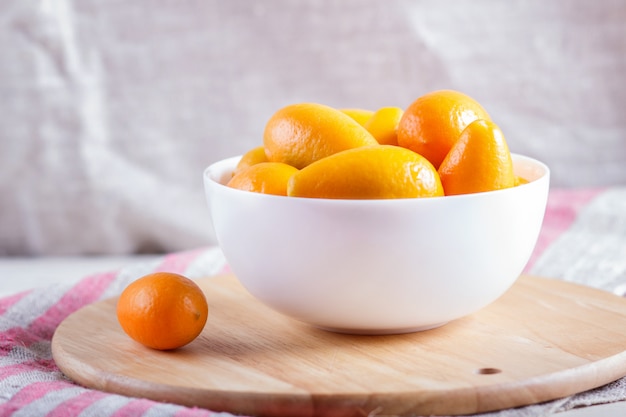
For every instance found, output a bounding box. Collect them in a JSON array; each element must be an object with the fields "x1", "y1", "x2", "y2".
[{"x1": 204, "y1": 152, "x2": 550, "y2": 203}]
